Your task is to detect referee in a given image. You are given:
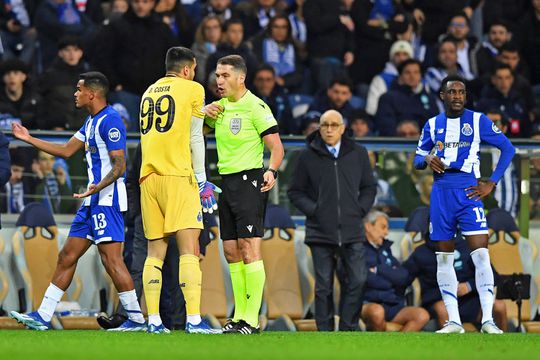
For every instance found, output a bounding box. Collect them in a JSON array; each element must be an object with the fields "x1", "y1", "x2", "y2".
[{"x1": 205, "y1": 55, "x2": 284, "y2": 334}]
